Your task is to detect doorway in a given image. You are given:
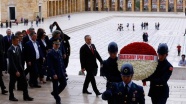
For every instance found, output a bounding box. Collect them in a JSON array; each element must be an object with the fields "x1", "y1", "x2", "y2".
[
  {"x1": 39, "y1": 6, "x2": 42, "y2": 18},
  {"x1": 9, "y1": 7, "x2": 15, "y2": 20}
]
